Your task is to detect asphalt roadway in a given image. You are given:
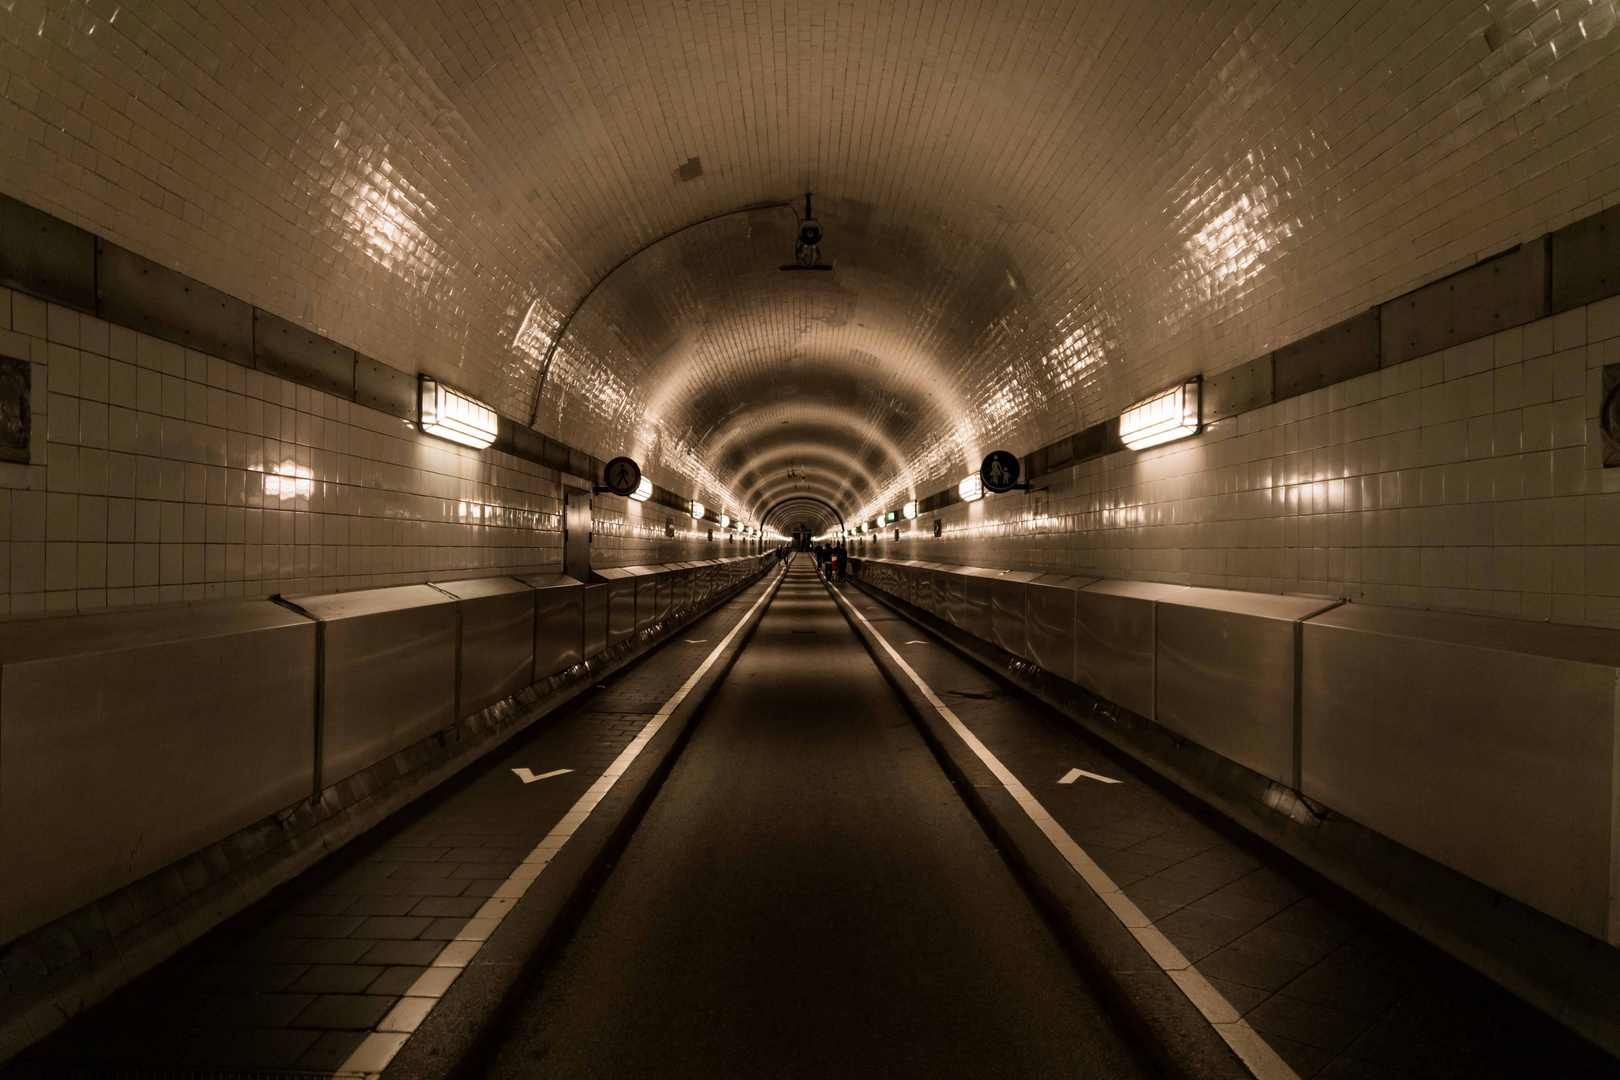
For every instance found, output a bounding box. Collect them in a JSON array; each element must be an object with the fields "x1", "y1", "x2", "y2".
[{"x1": 483, "y1": 558, "x2": 1156, "y2": 1078}]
